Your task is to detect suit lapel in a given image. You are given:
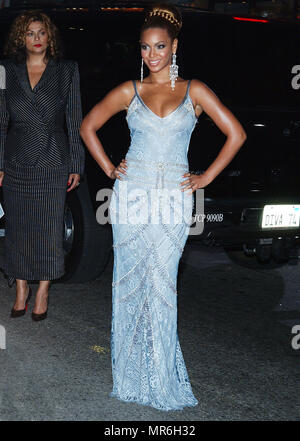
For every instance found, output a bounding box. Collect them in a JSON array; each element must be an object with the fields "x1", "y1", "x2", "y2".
[
  {"x1": 34, "y1": 59, "x2": 59, "y2": 93},
  {"x1": 11, "y1": 59, "x2": 59, "y2": 101},
  {"x1": 11, "y1": 61, "x2": 35, "y2": 103}
]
